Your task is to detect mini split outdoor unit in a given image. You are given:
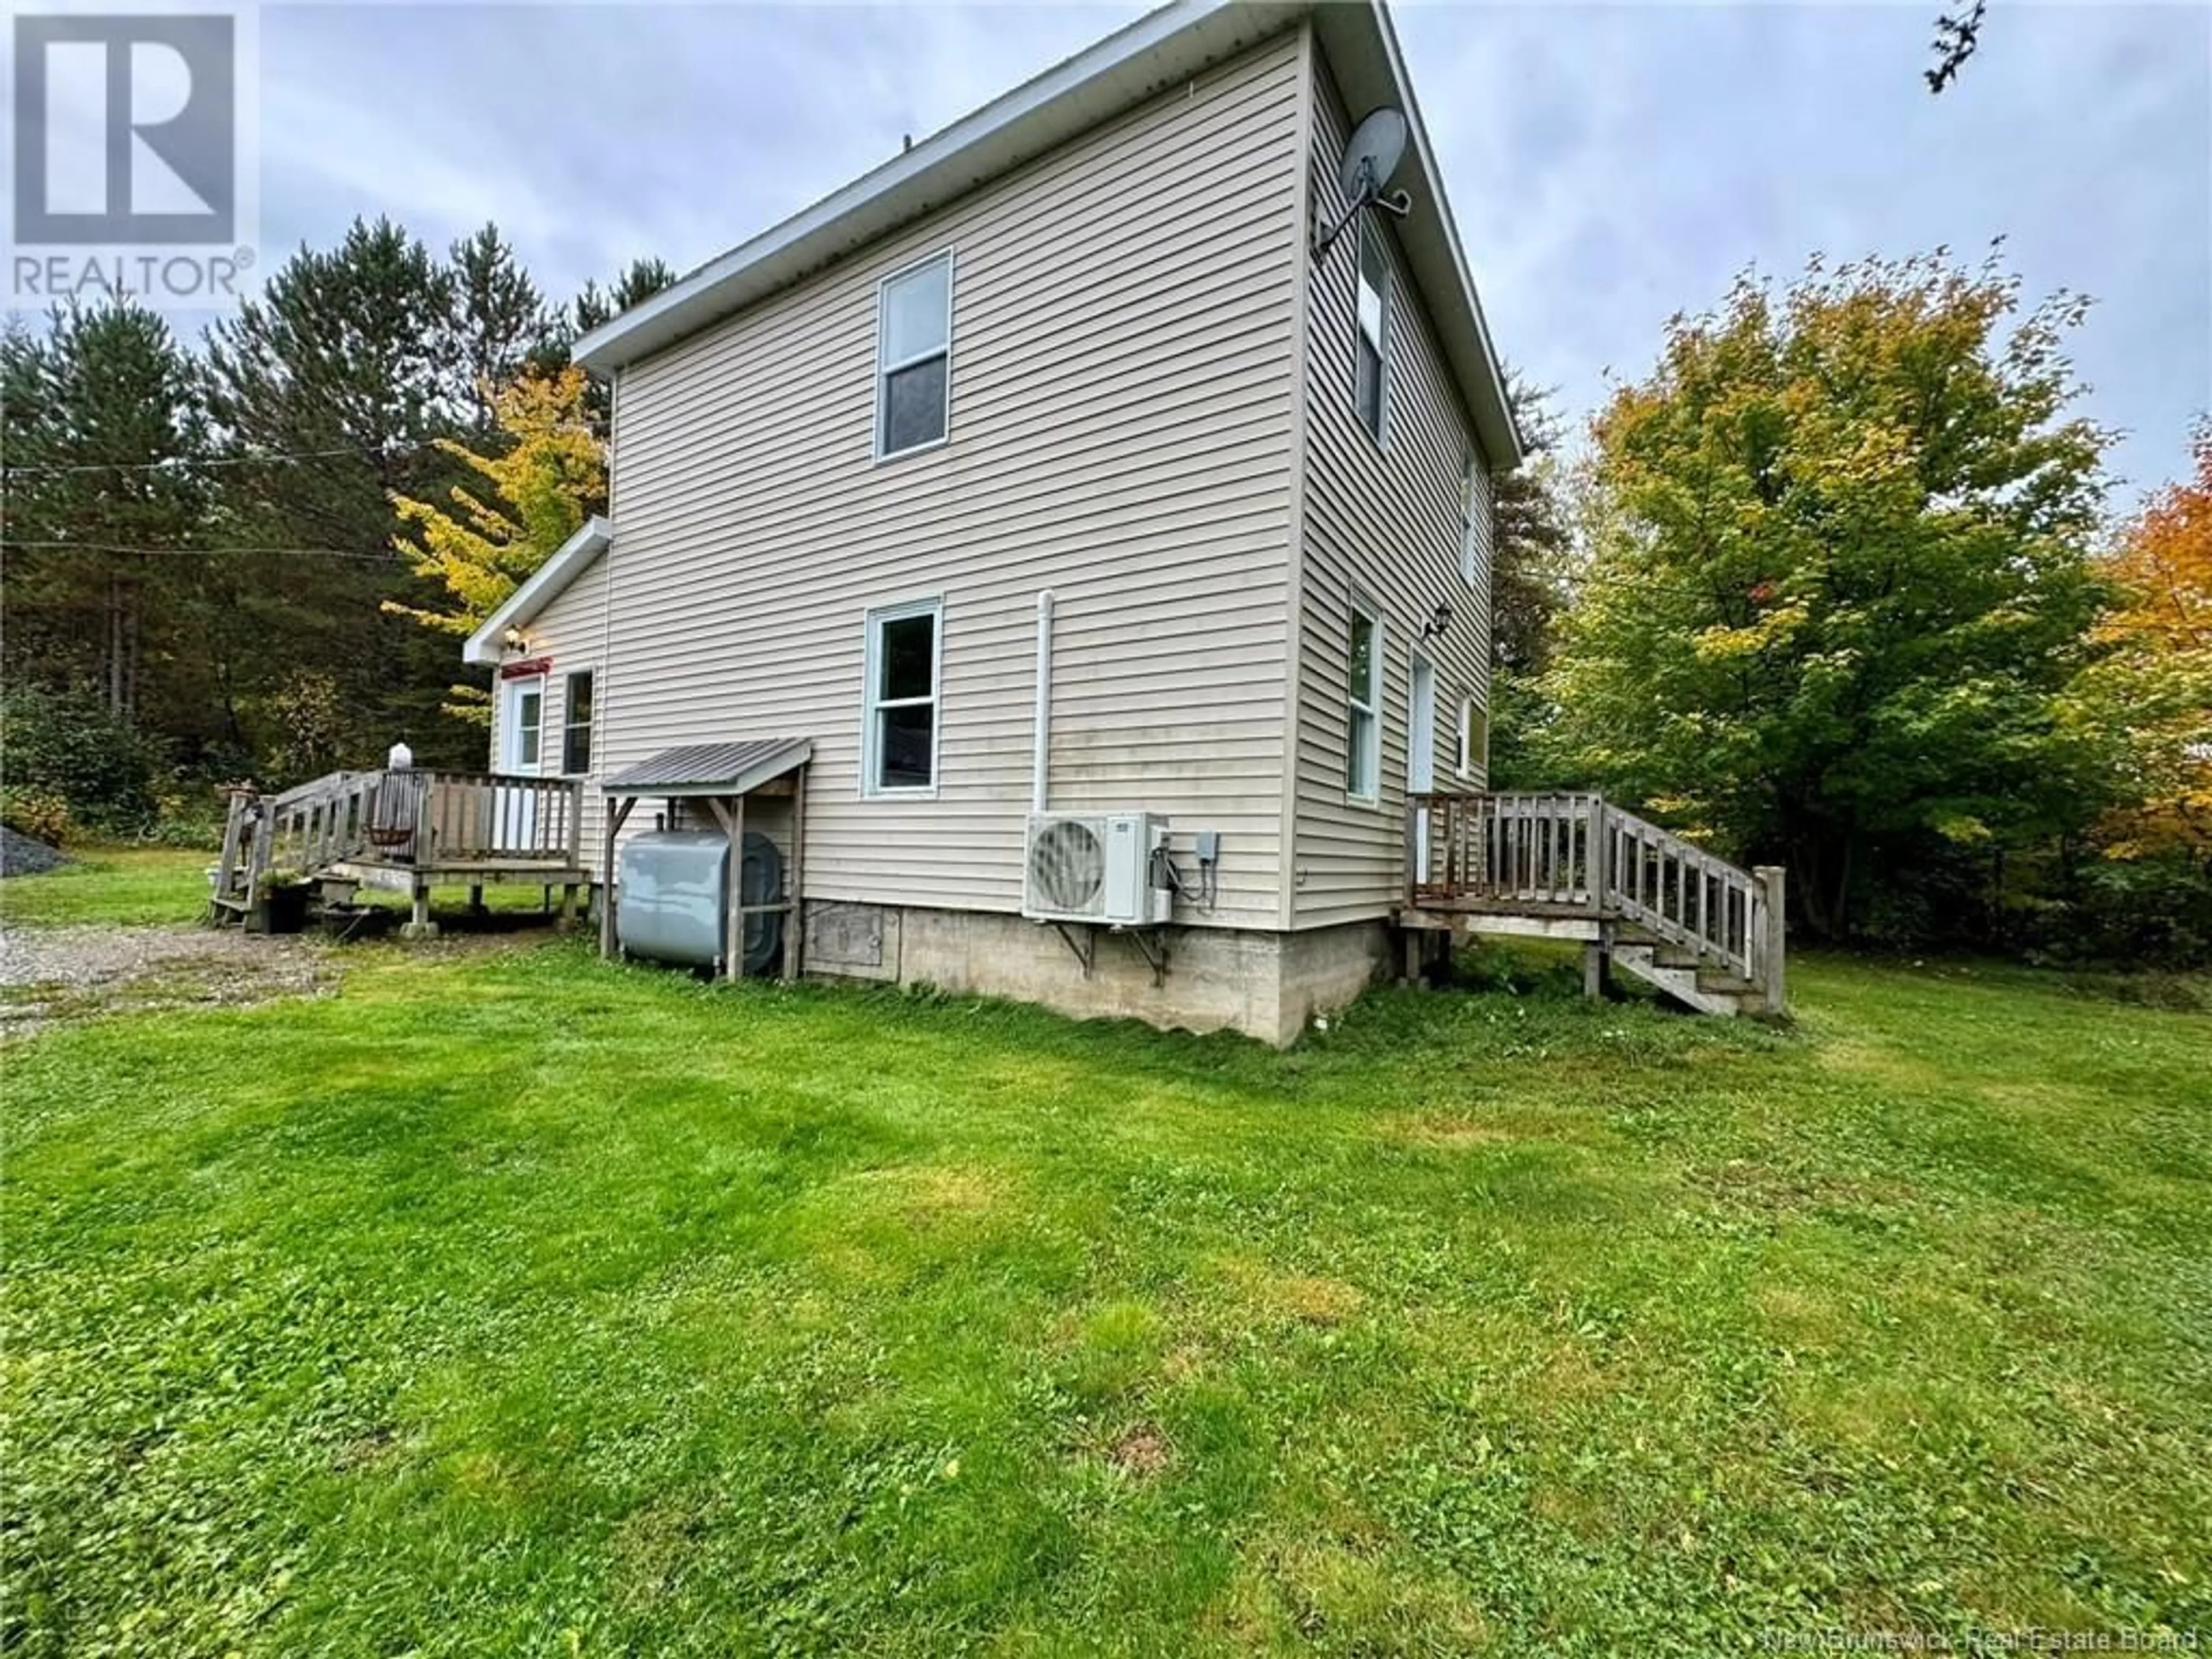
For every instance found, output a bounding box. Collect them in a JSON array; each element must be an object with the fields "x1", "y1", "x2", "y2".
[{"x1": 1023, "y1": 812, "x2": 1171, "y2": 927}]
